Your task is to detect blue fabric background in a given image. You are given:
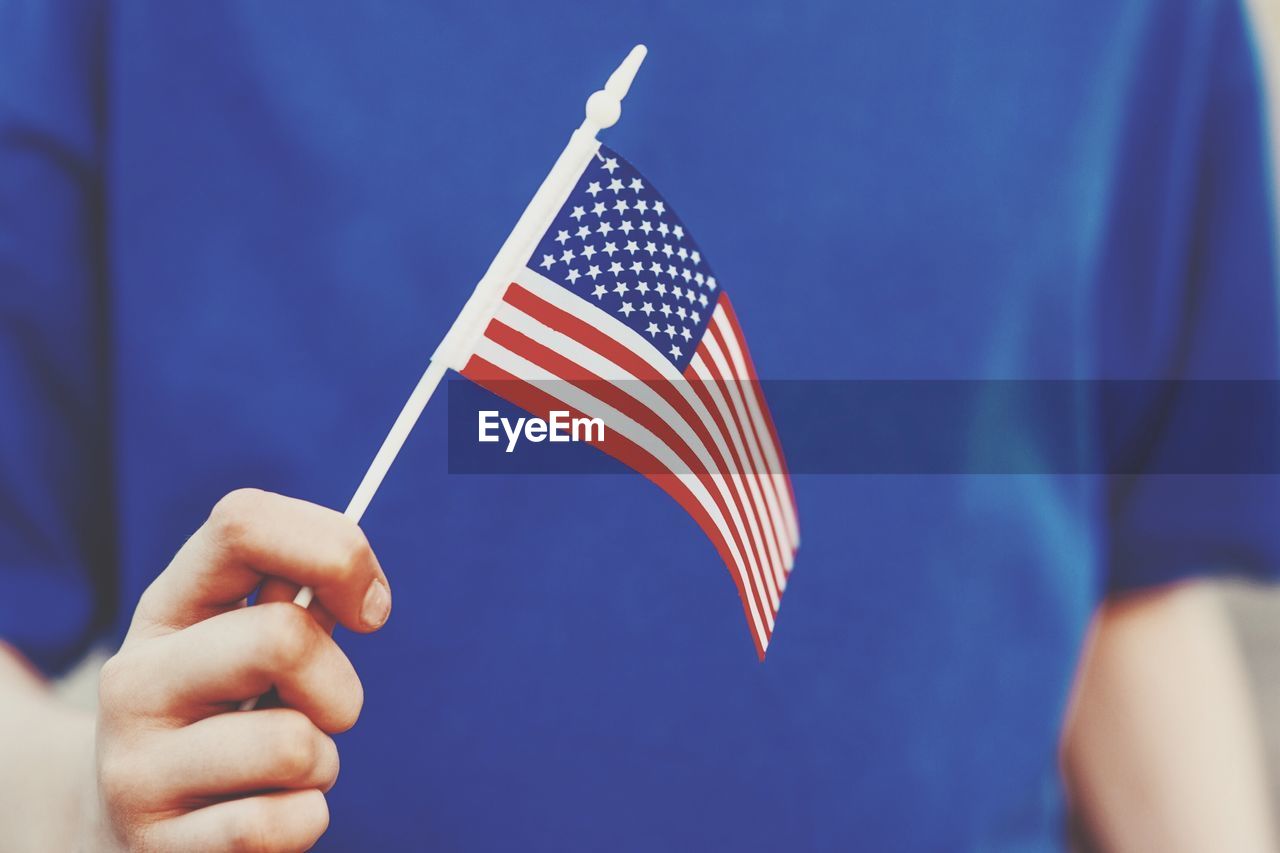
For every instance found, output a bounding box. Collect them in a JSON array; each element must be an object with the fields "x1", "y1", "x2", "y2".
[{"x1": 1, "y1": 1, "x2": 1278, "y2": 849}]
